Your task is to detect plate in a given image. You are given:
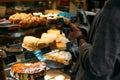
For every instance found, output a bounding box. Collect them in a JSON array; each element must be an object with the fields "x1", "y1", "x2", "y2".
[
  {"x1": 0, "y1": 24, "x2": 21, "y2": 31},
  {"x1": 44, "y1": 60, "x2": 65, "y2": 69},
  {"x1": 10, "y1": 70, "x2": 44, "y2": 80},
  {"x1": 0, "y1": 20, "x2": 11, "y2": 25},
  {"x1": 10, "y1": 70, "x2": 19, "y2": 80},
  {"x1": 10, "y1": 70, "x2": 13, "y2": 77},
  {"x1": 0, "y1": 24, "x2": 20, "y2": 28}
]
